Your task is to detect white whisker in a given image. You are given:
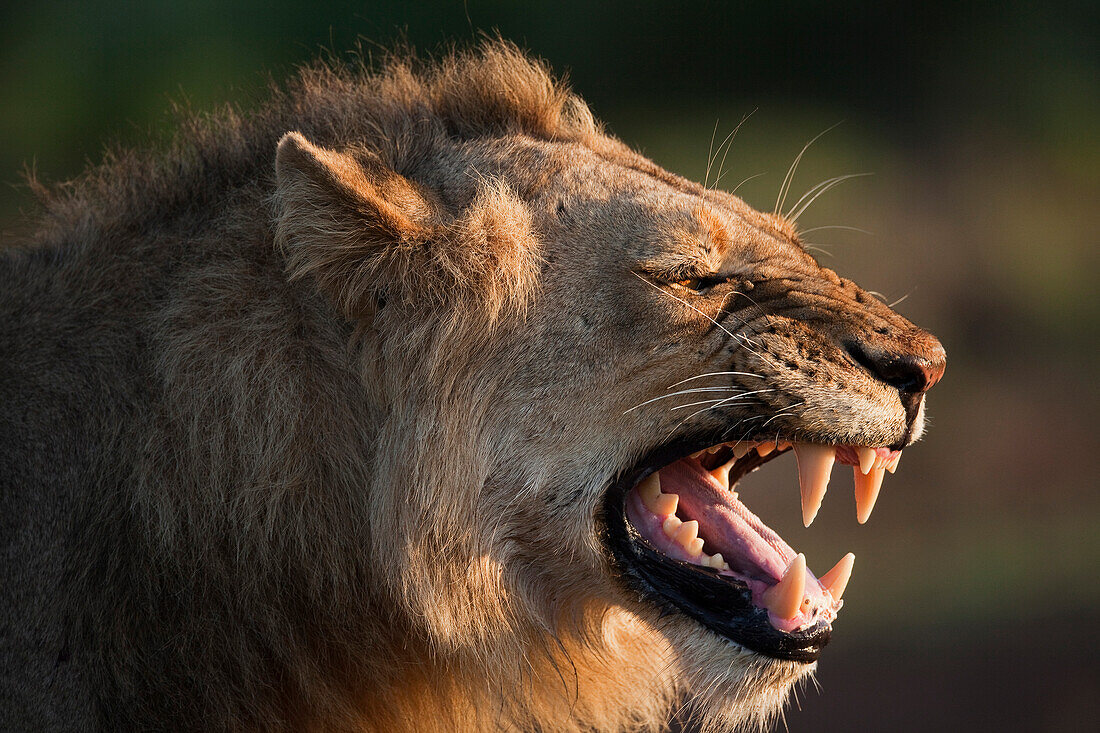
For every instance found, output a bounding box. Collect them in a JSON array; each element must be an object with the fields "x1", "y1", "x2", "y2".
[
  {"x1": 775, "y1": 122, "x2": 843, "y2": 215},
  {"x1": 711, "y1": 109, "x2": 756, "y2": 190},
  {"x1": 888, "y1": 291, "x2": 912, "y2": 308},
  {"x1": 787, "y1": 173, "x2": 872, "y2": 223},
  {"x1": 797, "y1": 224, "x2": 874, "y2": 237},
  {"x1": 730, "y1": 172, "x2": 765, "y2": 196},
  {"x1": 667, "y1": 371, "x2": 764, "y2": 388},
  {"x1": 623, "y1": 387, "x2": 748, "y2": 415}
]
